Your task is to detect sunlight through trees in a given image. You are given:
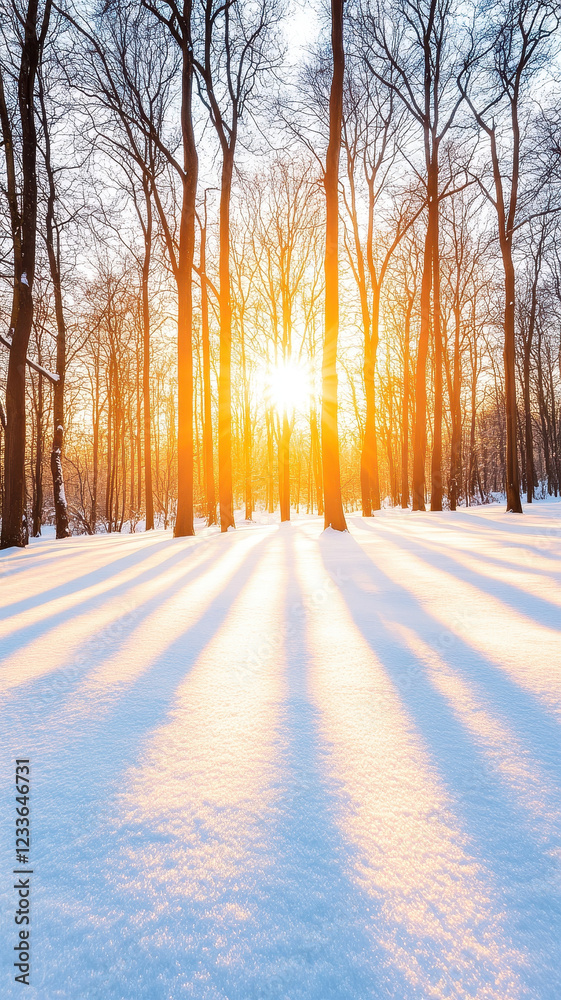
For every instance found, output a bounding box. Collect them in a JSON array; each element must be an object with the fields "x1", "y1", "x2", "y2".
[{"x1": 1, "y1": 0, "x2": 561, "y2": 544}]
